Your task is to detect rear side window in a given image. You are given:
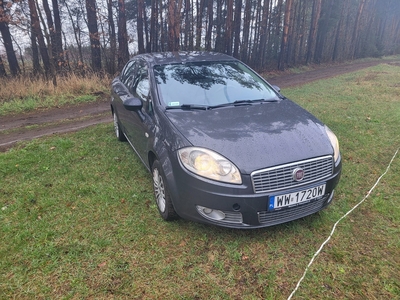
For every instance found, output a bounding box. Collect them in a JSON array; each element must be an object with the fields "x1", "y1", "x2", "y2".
[
  {"x1": 129, "y1": 60, "x2": 149, "y2": 100},
  {"x1": 136, "y1": 76, "x2": 150, "y2": 102},
  {"x1": 120, "y1": 61, "x2": 137, "y2": 87},
  {"x1": 134, "y1": 62, "x2": 152, "y2": 112}
]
